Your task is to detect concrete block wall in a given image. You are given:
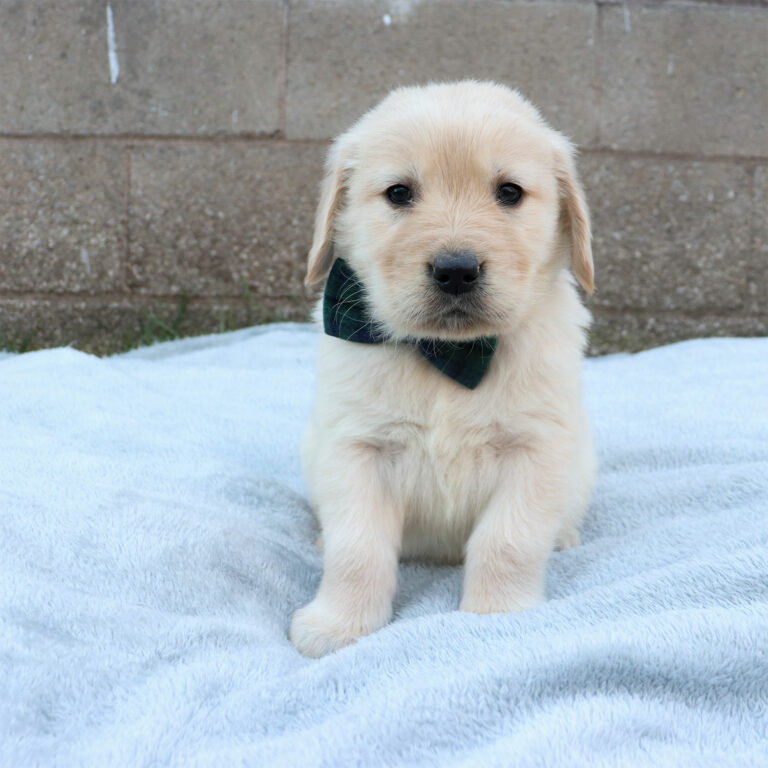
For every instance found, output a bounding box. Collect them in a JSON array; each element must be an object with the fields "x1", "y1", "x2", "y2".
[{"x1": 0, "y1": 0, "x2": 766, "y2": 353}]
